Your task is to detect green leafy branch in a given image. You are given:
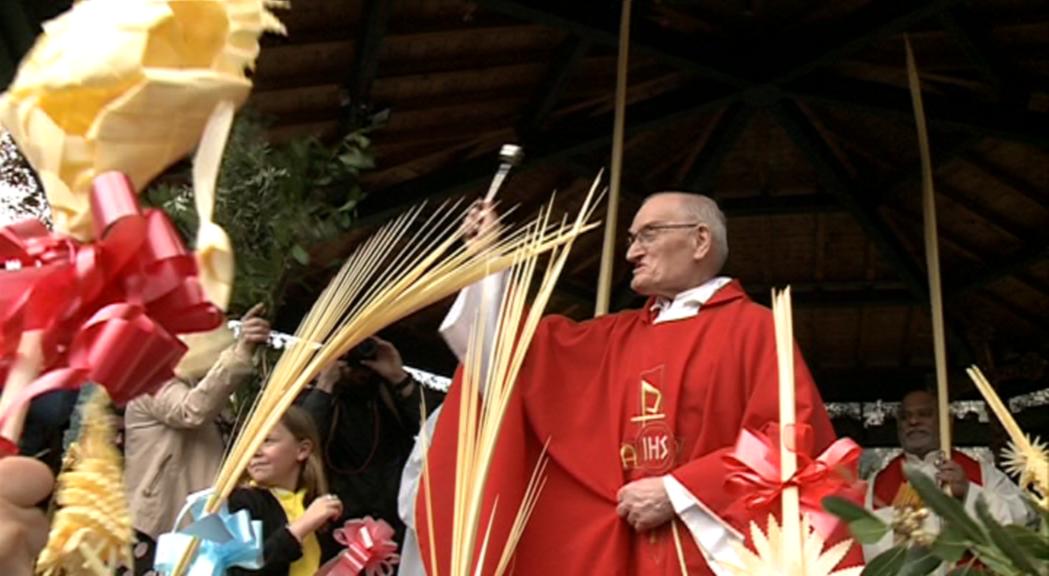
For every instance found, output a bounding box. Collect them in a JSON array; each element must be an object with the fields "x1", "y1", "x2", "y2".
[
  {"x1": 824, "y1": 468, "x2": 1049, "y2": 575},
  {"x1": 144, "y1": 110, "x2": 378, "y2": 315},
  {"x1": 144, "y1": 111, "x2": 379, "y2": 418}
]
